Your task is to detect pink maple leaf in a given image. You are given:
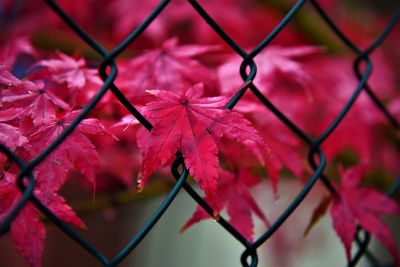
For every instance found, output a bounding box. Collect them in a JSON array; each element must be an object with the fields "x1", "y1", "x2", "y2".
[
  {"x1": 0, "y1": 123, "x2": 28, "y2": 150},
  {"x1": 31, "y1": 52, "x2": 102, "y2": 106},
  {"x1": 33, "y1": 52, "x2": 101, "y2": 90},
  {"x1": 1, "y1": 66, "x2": 69, "y2": 125},
  {"x1": 0, "y1": 108, "x2": 30, "y2": 172},
  {"x1": 136, "y1": 83, "x2": 267, "y2": 211},
  {"x1": 0, "y1": 108, "x2": 29, "y2": 150},
  {"x1": 218, "y1": 46, "x2": 322, "y2": 99},
  {"x1": 1, "y1": 64, "x2": 33, "y2": 110},
  {"x1": 116, "y1": 38, "x2": 219, "y2": 101}
]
